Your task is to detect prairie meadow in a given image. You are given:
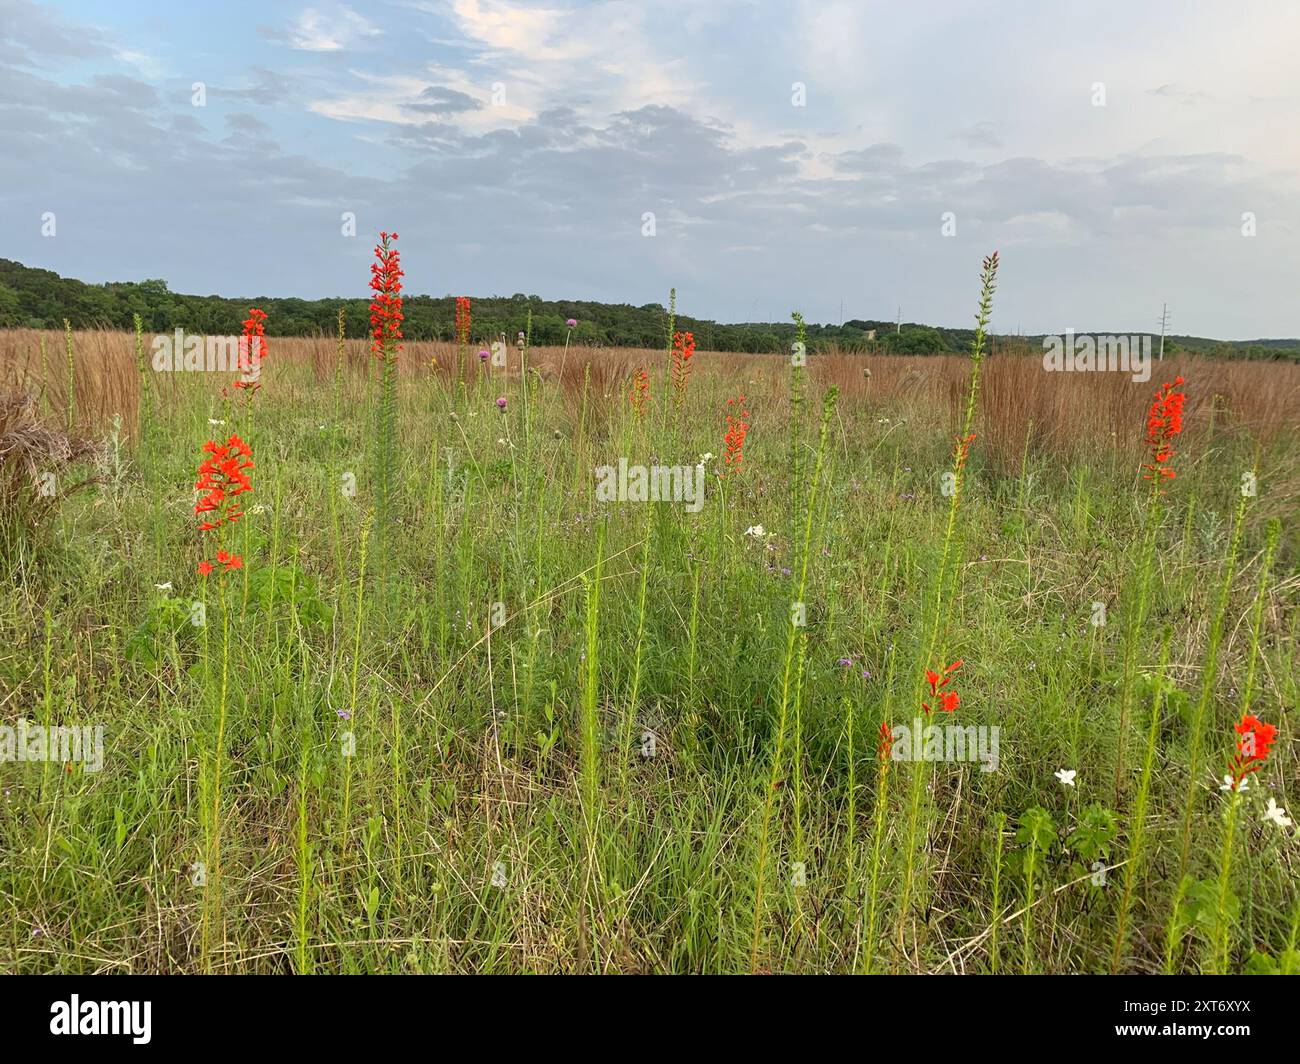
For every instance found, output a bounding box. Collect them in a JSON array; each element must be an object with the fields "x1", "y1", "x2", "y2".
[{"x1": 0, "y1": 248, "x2": 1297, "y2": 975}]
